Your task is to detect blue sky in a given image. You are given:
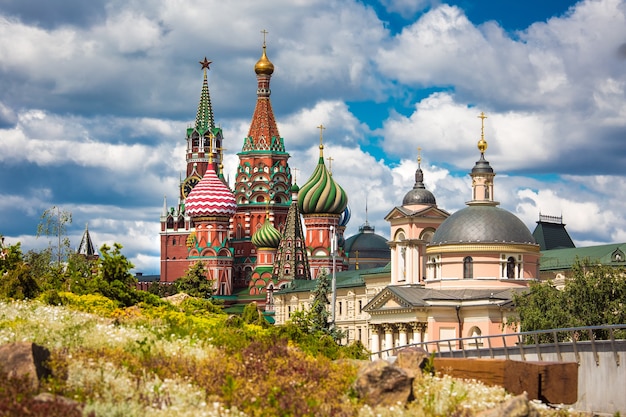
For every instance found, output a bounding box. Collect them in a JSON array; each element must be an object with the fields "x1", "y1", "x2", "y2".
[{"x1": 1, "y1": 0, "x2": 625, "y2": 274}]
